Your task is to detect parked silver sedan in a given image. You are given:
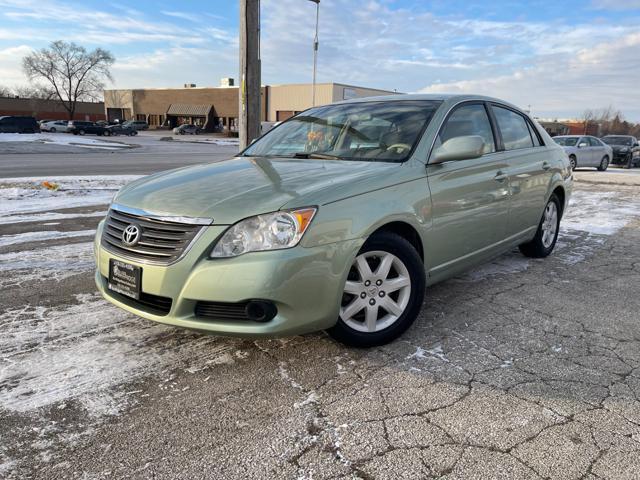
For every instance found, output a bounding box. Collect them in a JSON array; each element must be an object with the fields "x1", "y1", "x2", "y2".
[
  {"x1": 553, "y1": 135, "x2": 612, "y2": 171},
  {"x1": 40, "y1": 120, "x2": 70, "y2": 133}
]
